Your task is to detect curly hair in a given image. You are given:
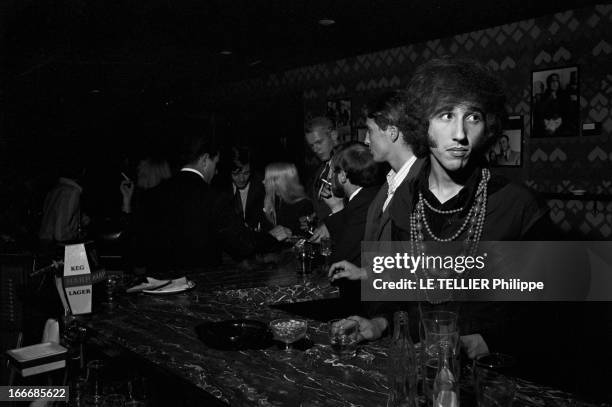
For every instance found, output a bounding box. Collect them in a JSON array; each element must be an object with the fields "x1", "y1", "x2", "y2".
[{"x1": 404, "y1": 57, "x2": 507, "y2": 154}]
